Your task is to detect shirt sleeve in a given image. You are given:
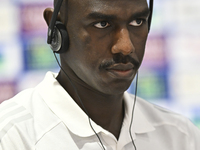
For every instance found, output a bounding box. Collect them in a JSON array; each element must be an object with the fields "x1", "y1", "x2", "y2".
[{"x1": 0, "y1": 125, "x2": 35, "y2": 150}]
